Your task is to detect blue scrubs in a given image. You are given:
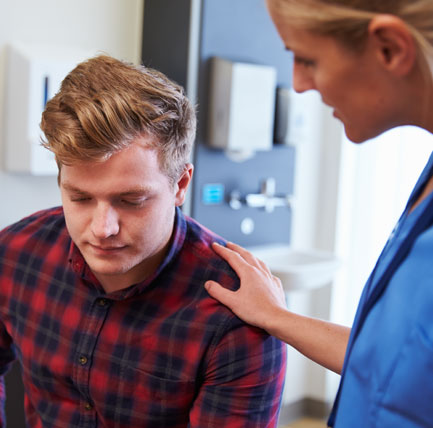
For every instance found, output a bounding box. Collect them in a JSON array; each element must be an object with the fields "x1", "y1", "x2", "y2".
[{"x1": 329, "y1": 152, "x2": 433, "y2": 428}]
